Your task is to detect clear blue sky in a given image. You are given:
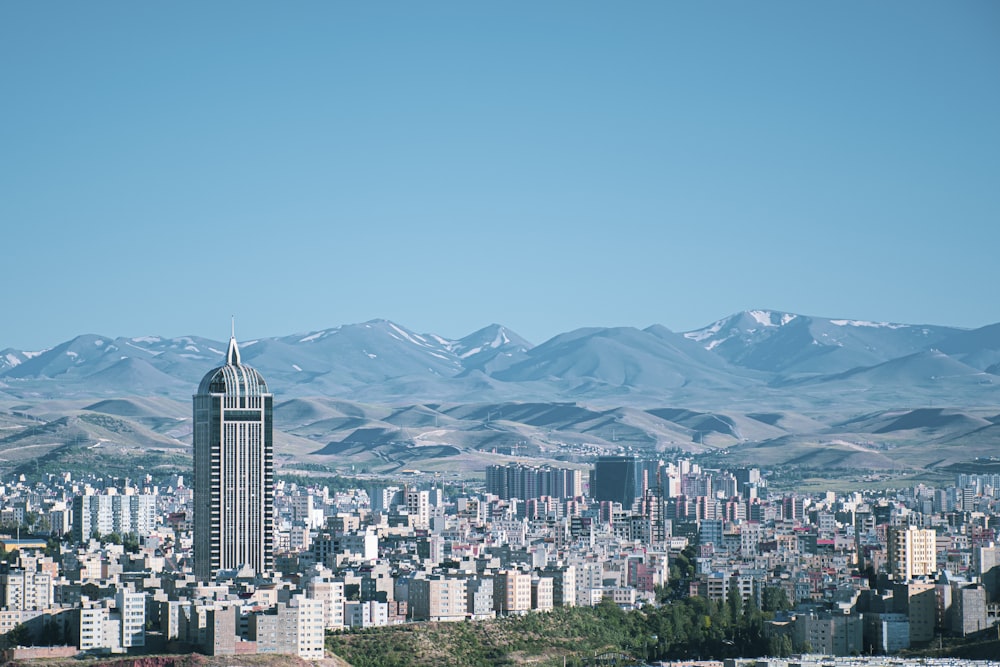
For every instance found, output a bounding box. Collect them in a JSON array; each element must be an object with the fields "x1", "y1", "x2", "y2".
[{"x1": 2, "y1": 2, "x2": 998, "y2": 350}]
